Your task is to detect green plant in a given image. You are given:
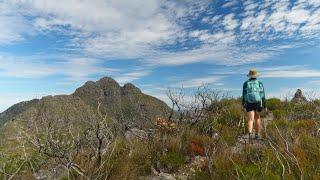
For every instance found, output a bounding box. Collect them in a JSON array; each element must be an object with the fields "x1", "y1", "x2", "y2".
[
  {"x1": 272, "y1": 109, "x2": 286, "y2": 120},
  {"x1": 160, "y1": 150, "x2": 186, "y2": 172},
  {"x1": 267, "y1": 98, "x2": 282, "y2": 111},
  {"x1": 188, "y1": 169, "x2": 211, "y2": 180}
]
